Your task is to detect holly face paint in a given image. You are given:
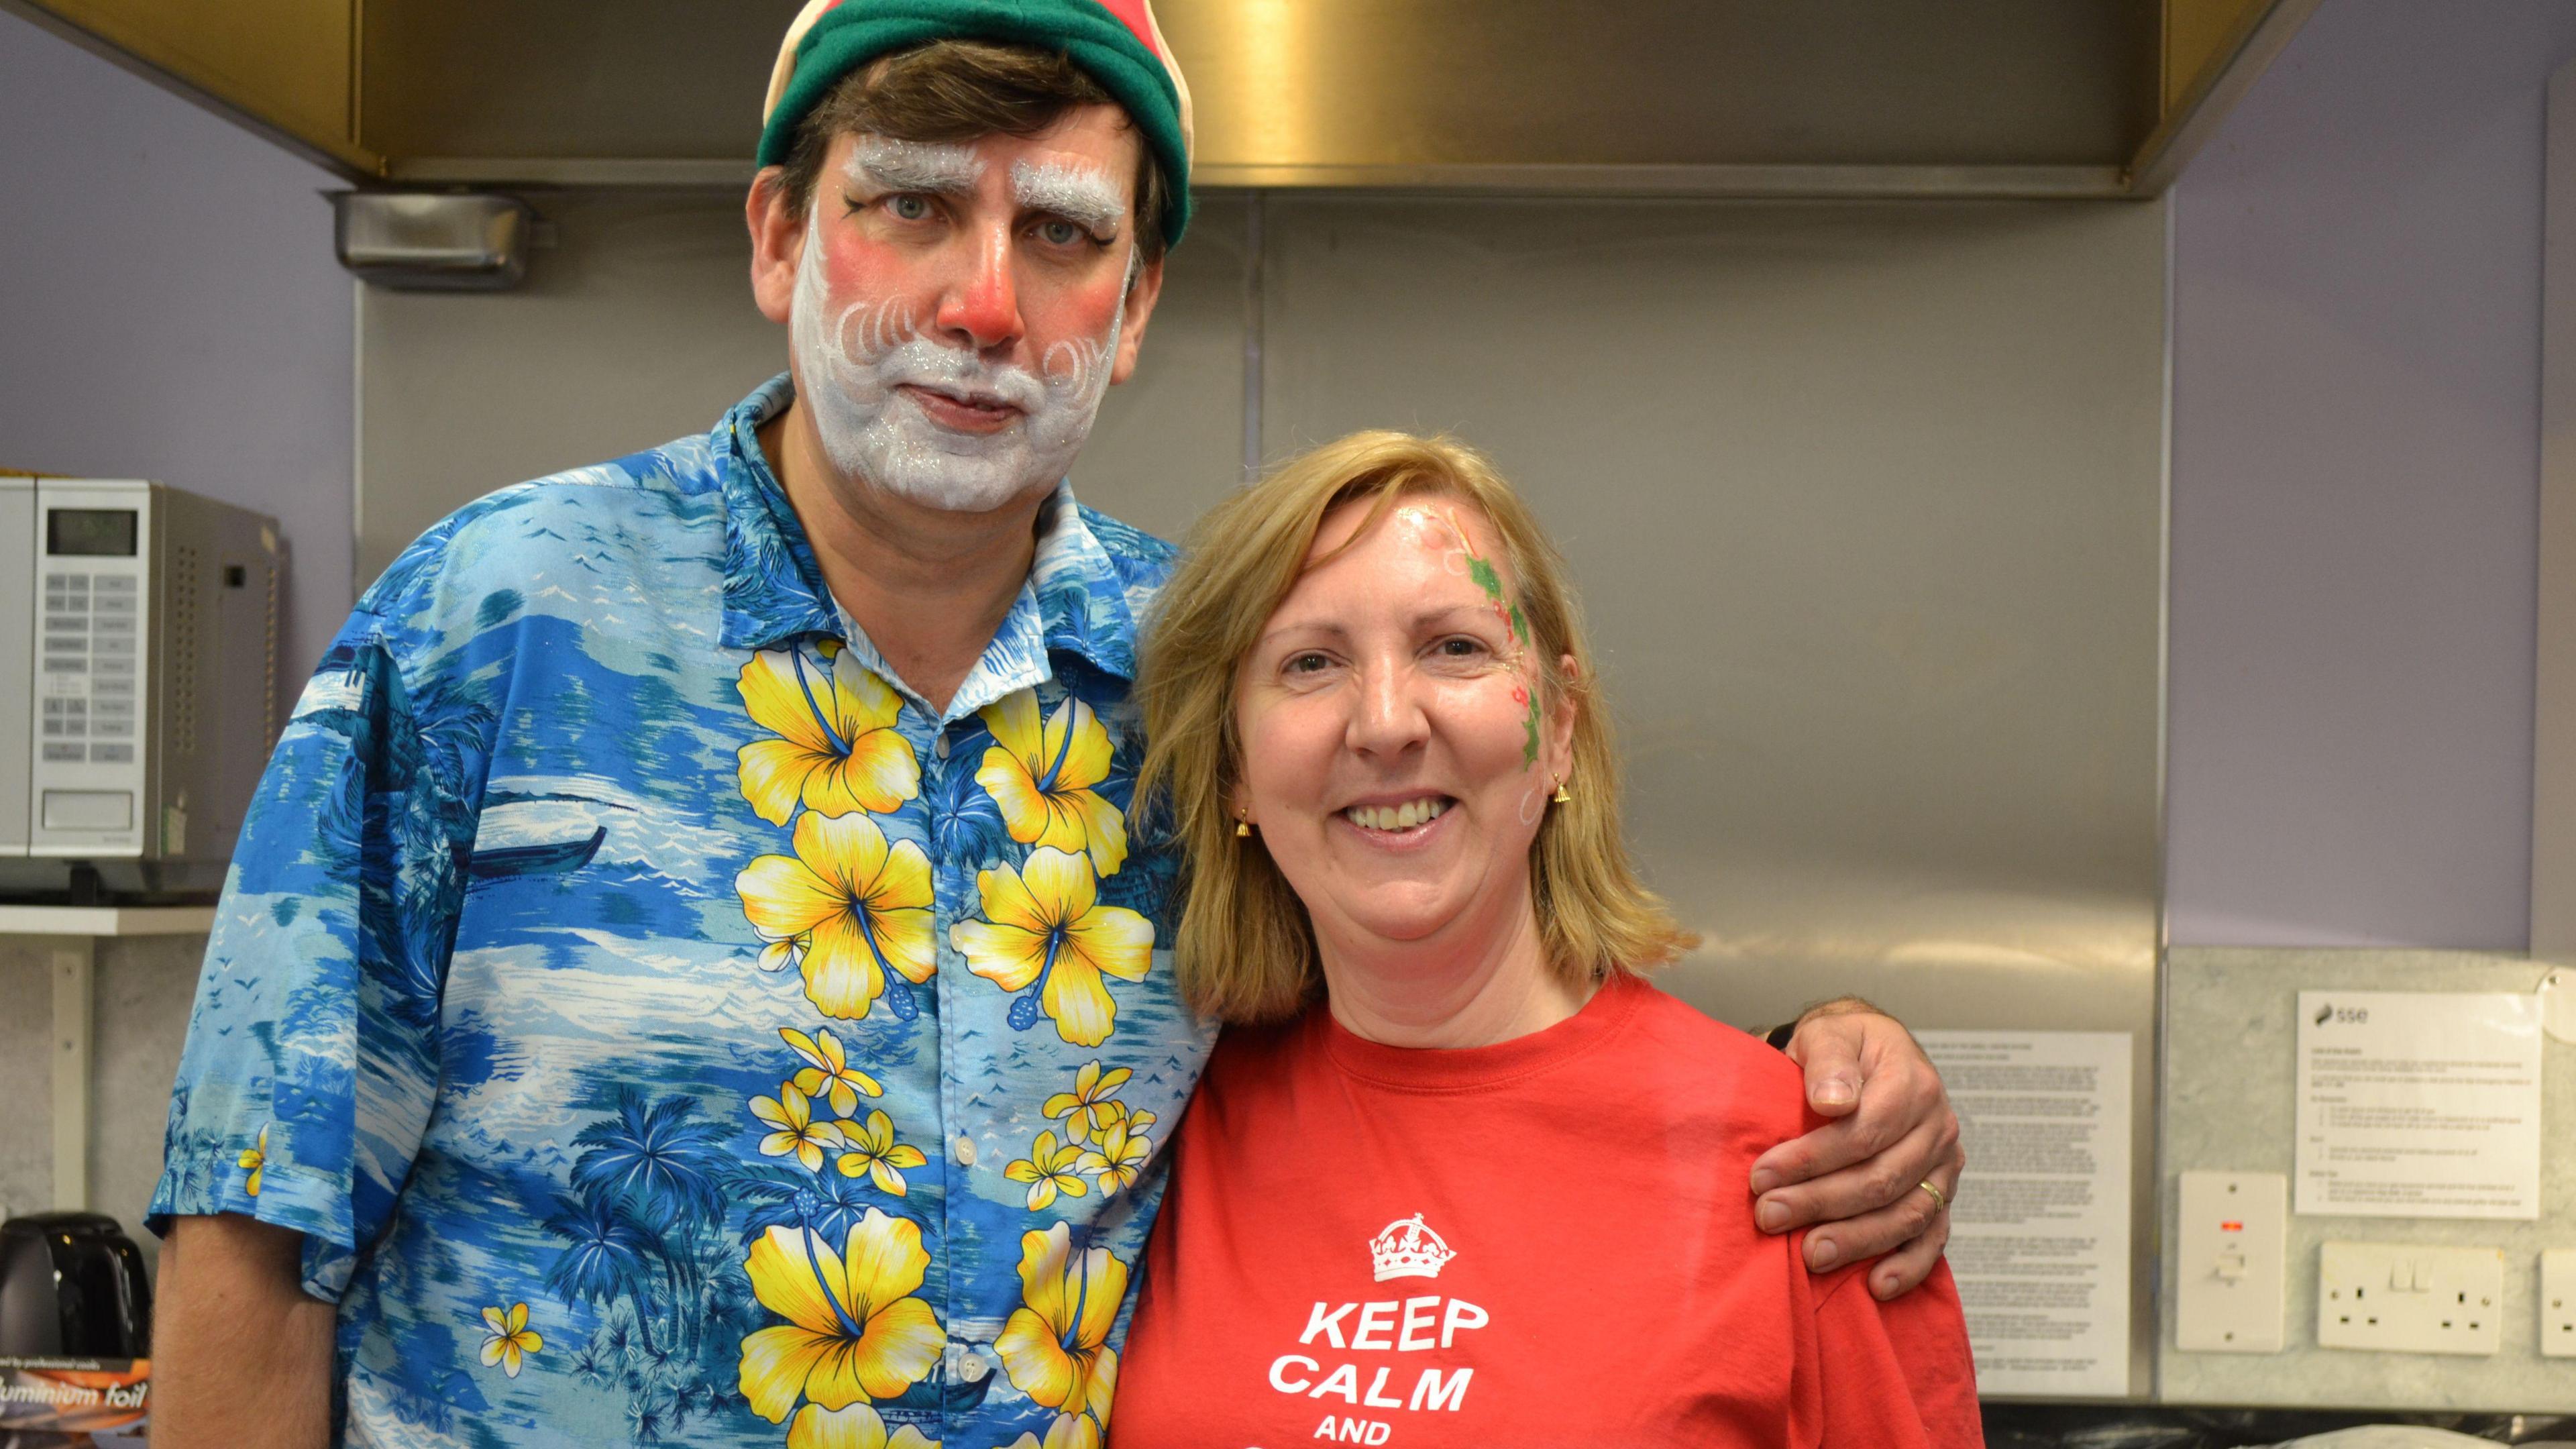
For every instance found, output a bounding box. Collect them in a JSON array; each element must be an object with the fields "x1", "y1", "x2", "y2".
[
  {"x1": 1437, "y1": 507, "x2": 1545, "y2": 769},
  {"x1": 789, "y1": 135, "x2": 1139, "y2": 513}
]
